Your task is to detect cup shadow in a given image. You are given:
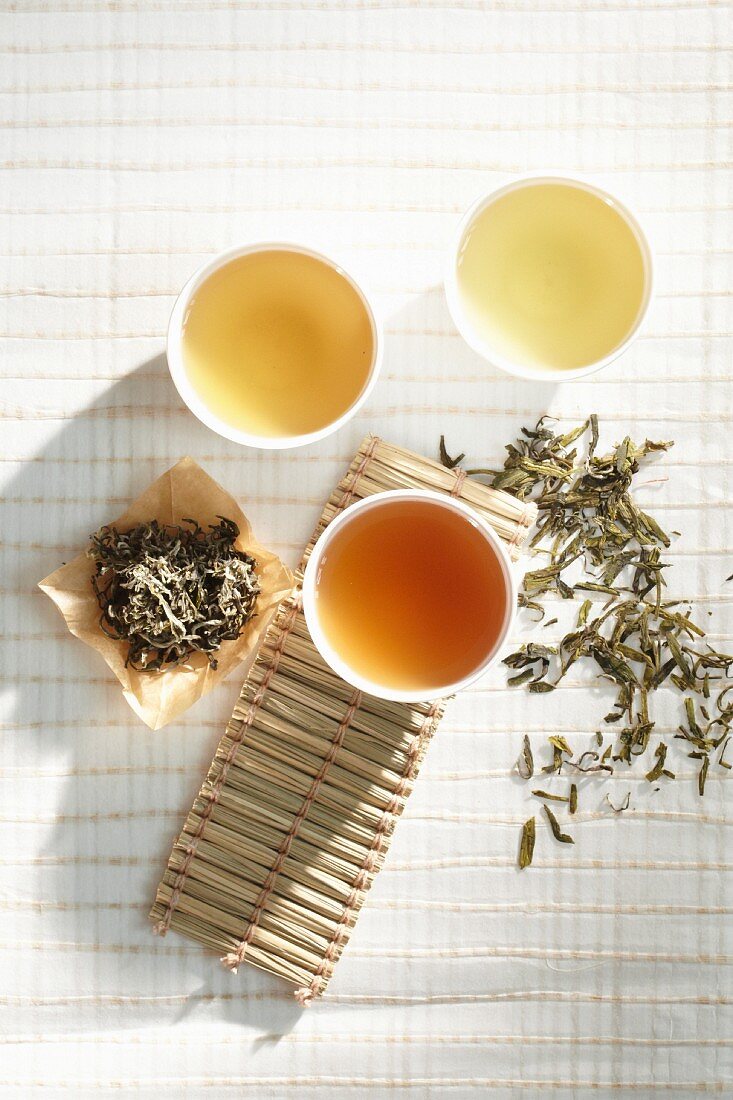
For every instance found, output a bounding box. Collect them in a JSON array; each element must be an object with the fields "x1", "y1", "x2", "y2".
[
  {"x1": 5, "y1": 355, "x2": 303, "y2": 1038},
  {"x1": 6, "y1": 283, "x2": 557, "y2": 1038}
]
